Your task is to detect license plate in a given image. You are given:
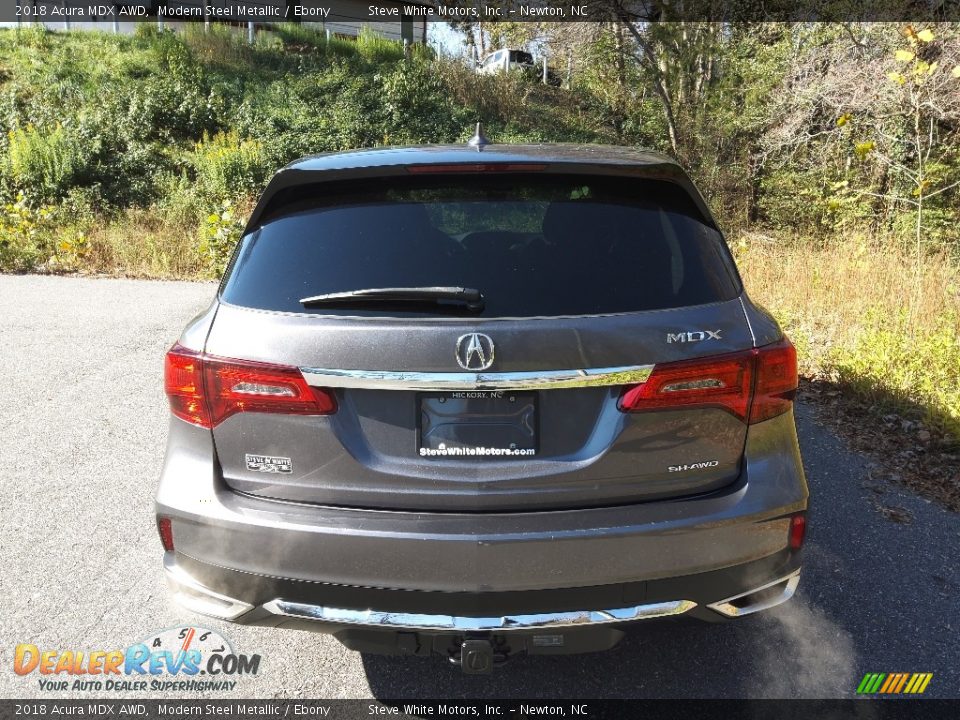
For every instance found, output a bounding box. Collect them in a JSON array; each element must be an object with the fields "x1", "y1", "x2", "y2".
[{"x1": 417, "y1": 391, "x2": 538, "y2": 458}]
